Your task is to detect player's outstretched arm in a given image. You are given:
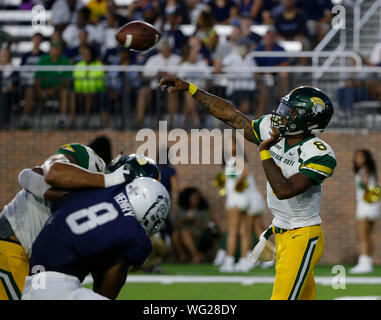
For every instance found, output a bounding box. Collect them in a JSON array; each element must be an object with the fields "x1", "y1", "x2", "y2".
[
  {"x1": 259, "y1": 127, "x2": 313, "y2": 199},
  {"x1": 42, "y1": 154, "x2": 133, "y2": 190},
  {"x1": 158, "y1": 77, "x2": 257, "y2": 143}
]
